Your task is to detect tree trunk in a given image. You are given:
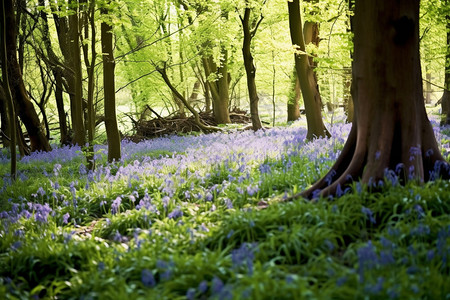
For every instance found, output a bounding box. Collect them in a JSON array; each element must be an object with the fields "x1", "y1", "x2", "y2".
[
  {"x1": 440, "y1": 10, "x2": 450, "y2": 125},
  {"x1": 241, "y1": 6, "x2": 263, "y2": 131},
  {"x1": 101, "y1": 3, "x2": 121, "y2": 163},
  {"x1": 82, "y1": 0, "x2": 96, "y2": 170},
  {"x1": 298, "y1": 0, "x2": 450, "y2": 199},
  {"x1": 287, "y1": 68, "x2": 301, "y2": 122},
  {"x1": 4, "y1": 0, "x2": 50, "y2": 152},
  {"x1": 0, "y1": 84, "x2": 11, "y2": 148},
  {"x1": 202, "y1": 53, "x2": 231, "y2": 124},
  {"x1": 69, "y1": 4, "x2": 85, "y2": 146},
  {"x1": 288, "y1": 0, "x2": 329, "y2": 140},
  {"x1": 0, "y1": 0, "x2": 16, "y2": 179},
  {"x1": 343, "y1": 68, "x2": 353, "y2": 123}
]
